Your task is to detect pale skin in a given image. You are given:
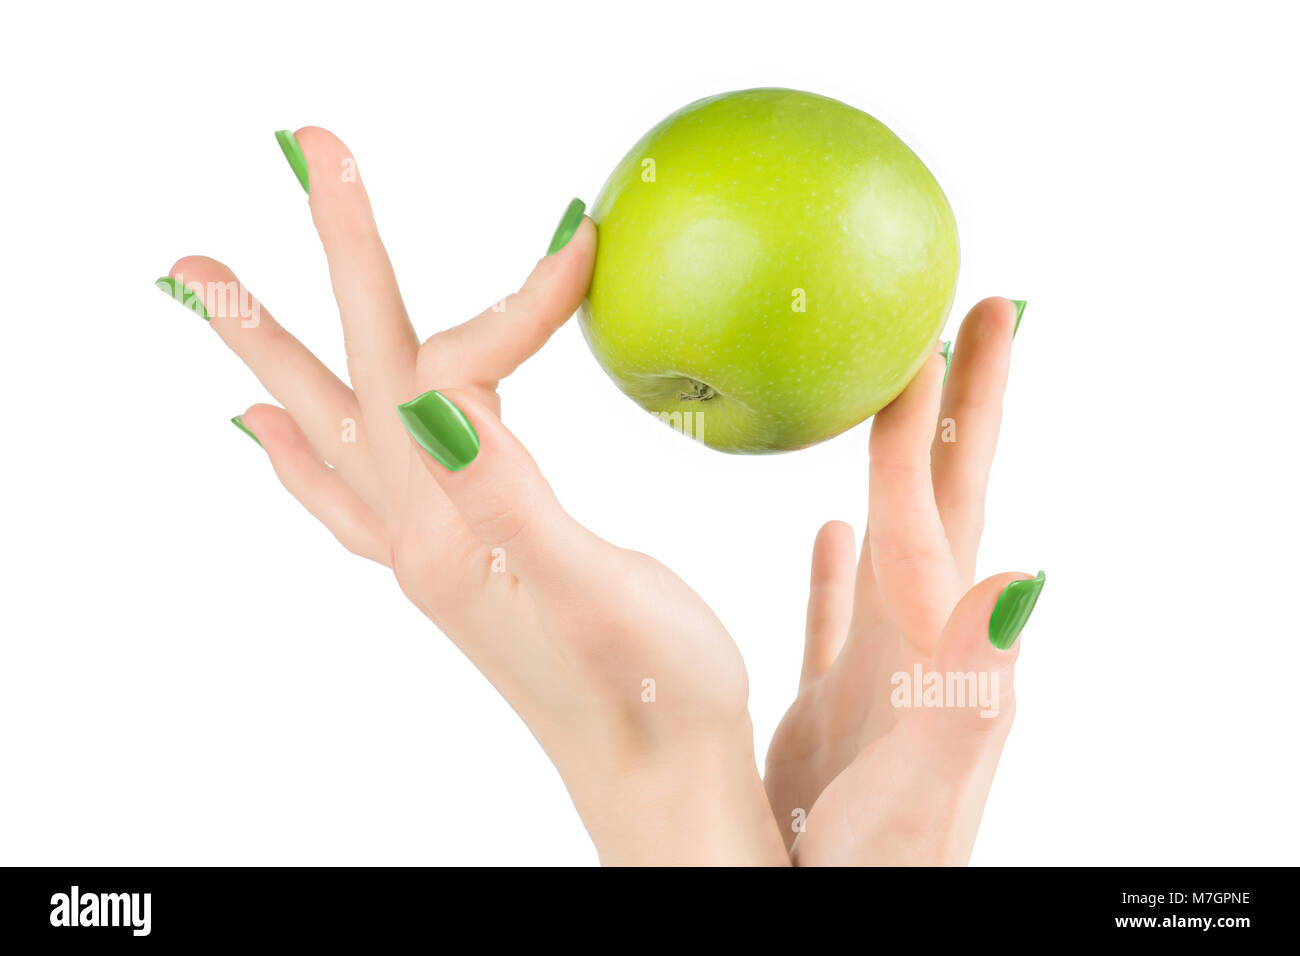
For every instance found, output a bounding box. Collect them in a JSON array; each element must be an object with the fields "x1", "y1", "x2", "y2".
[
  {"x1": 160, "y1": 126, "x2": 1032, "y2": 865},
  {"x1": 766, "y1": 299, "x2": 1029, "y2": 865}
]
